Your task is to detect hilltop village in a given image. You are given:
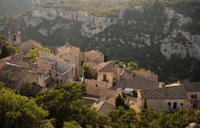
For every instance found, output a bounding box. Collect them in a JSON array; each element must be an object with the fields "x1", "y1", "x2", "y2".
[{"x1": 0, "y1": 27, "x2": 200, "y2": 118}]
